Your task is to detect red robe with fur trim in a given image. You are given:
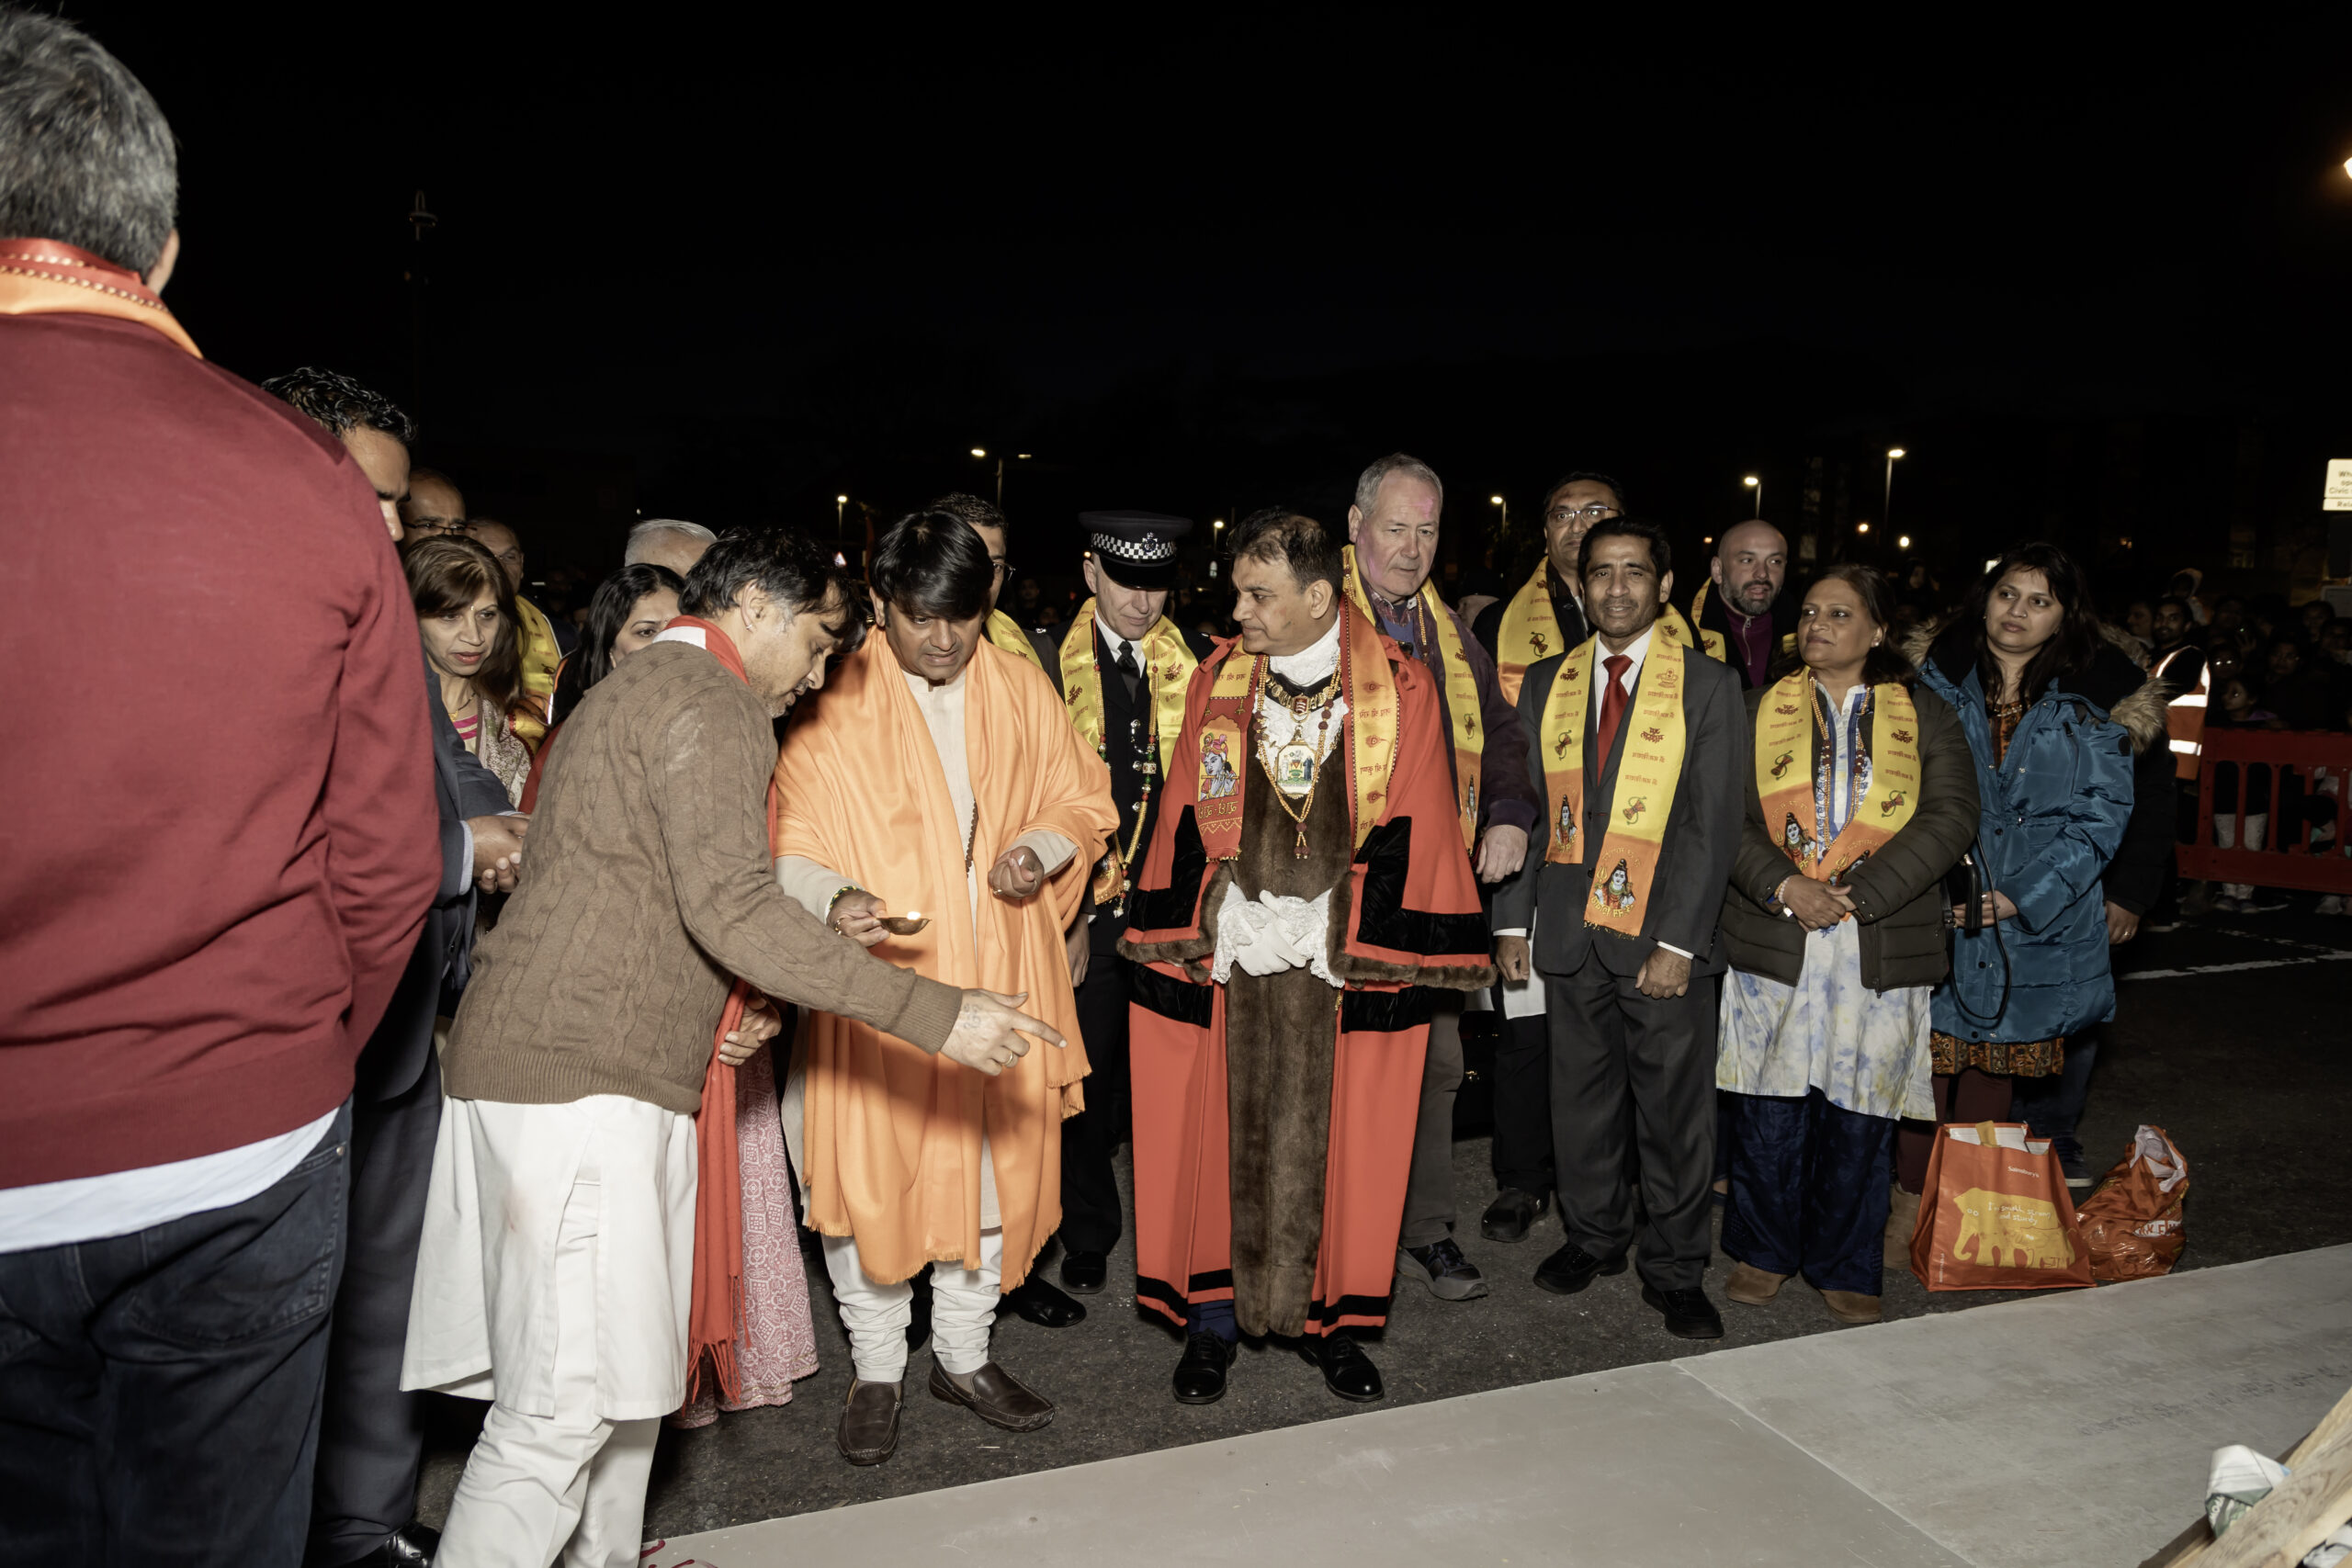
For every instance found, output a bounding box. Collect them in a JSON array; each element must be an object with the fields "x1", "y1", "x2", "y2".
[{"x1": 1119, "y1": 608, "x2": 1493, "y2": 1338}]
